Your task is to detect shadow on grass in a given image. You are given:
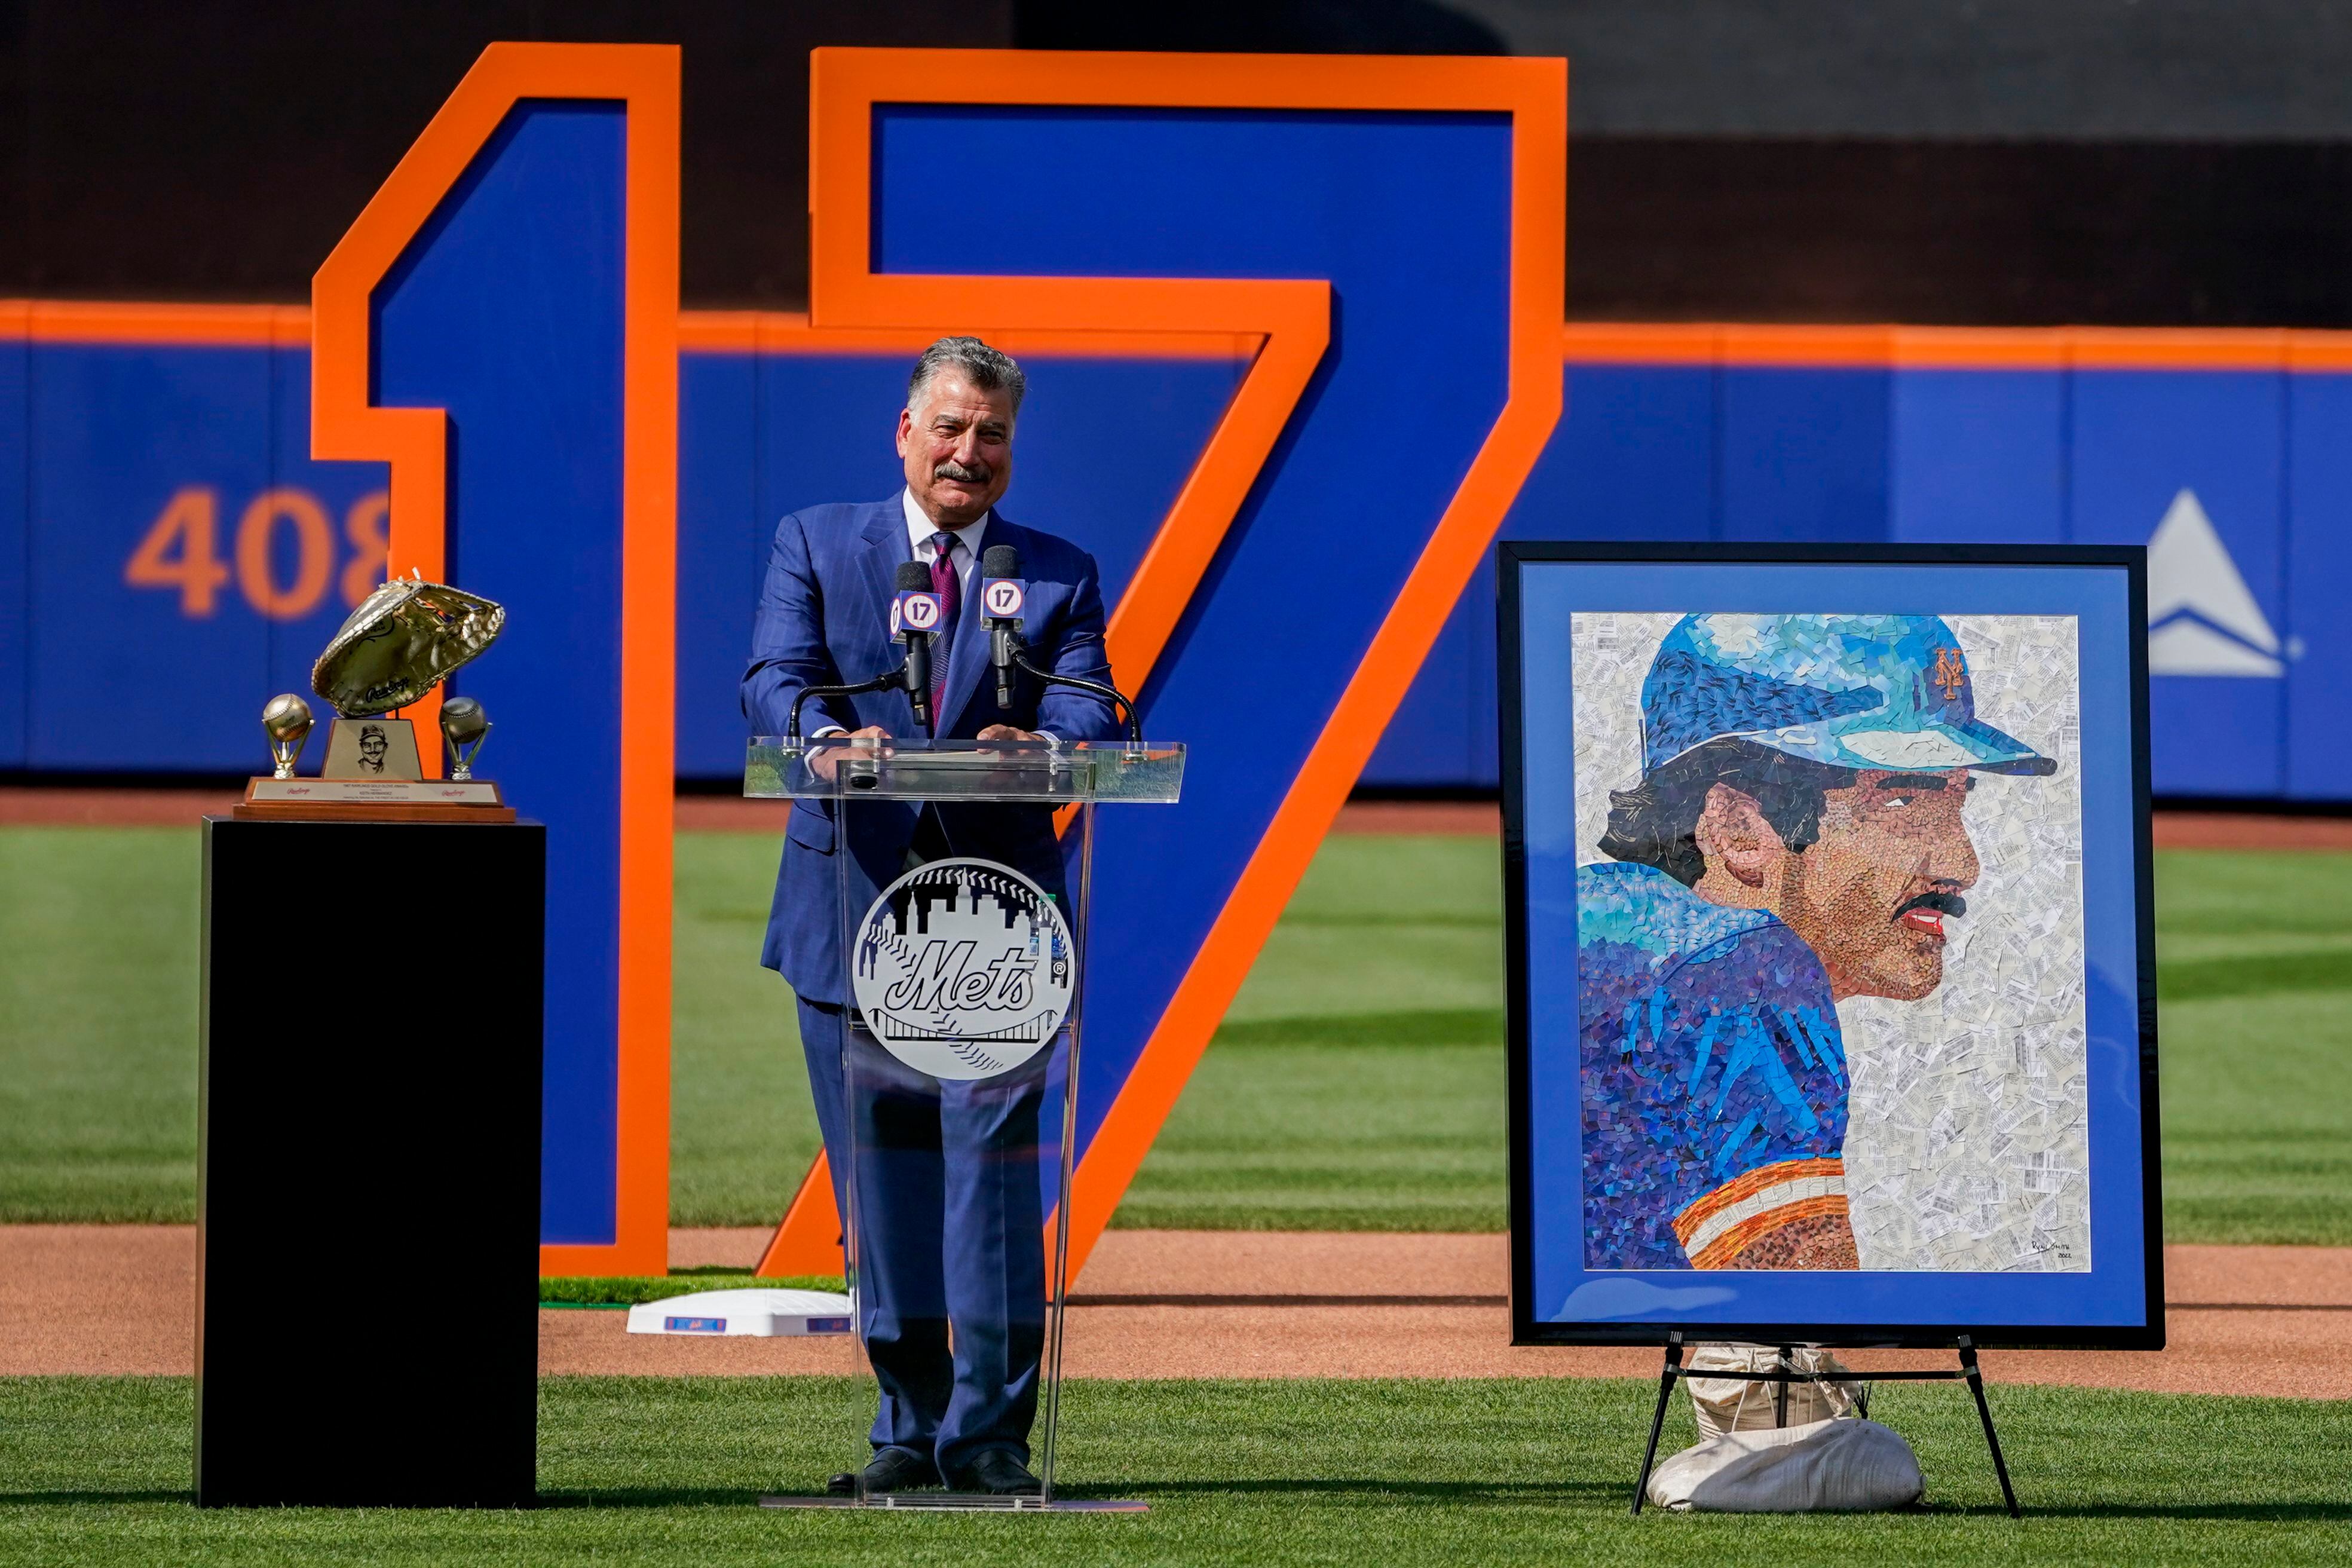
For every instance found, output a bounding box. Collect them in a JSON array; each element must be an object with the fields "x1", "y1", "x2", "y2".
[
  {"x1": 529, "y1": 1480, "x2": 1631, "y2": 1509},
  {"x1": 1112, "y1": 1477, "x2": 1627, "y2": 1503},
  {"x1": 1, "y1": 1490, "x2": 191, "y2": 1505},
  {"x1": 535, "y1": 1488, "x2": 801, "y2": 1509},
  {"x1": 2023, "y1": 1502, "x2": 2352, "y2": 1523}
]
